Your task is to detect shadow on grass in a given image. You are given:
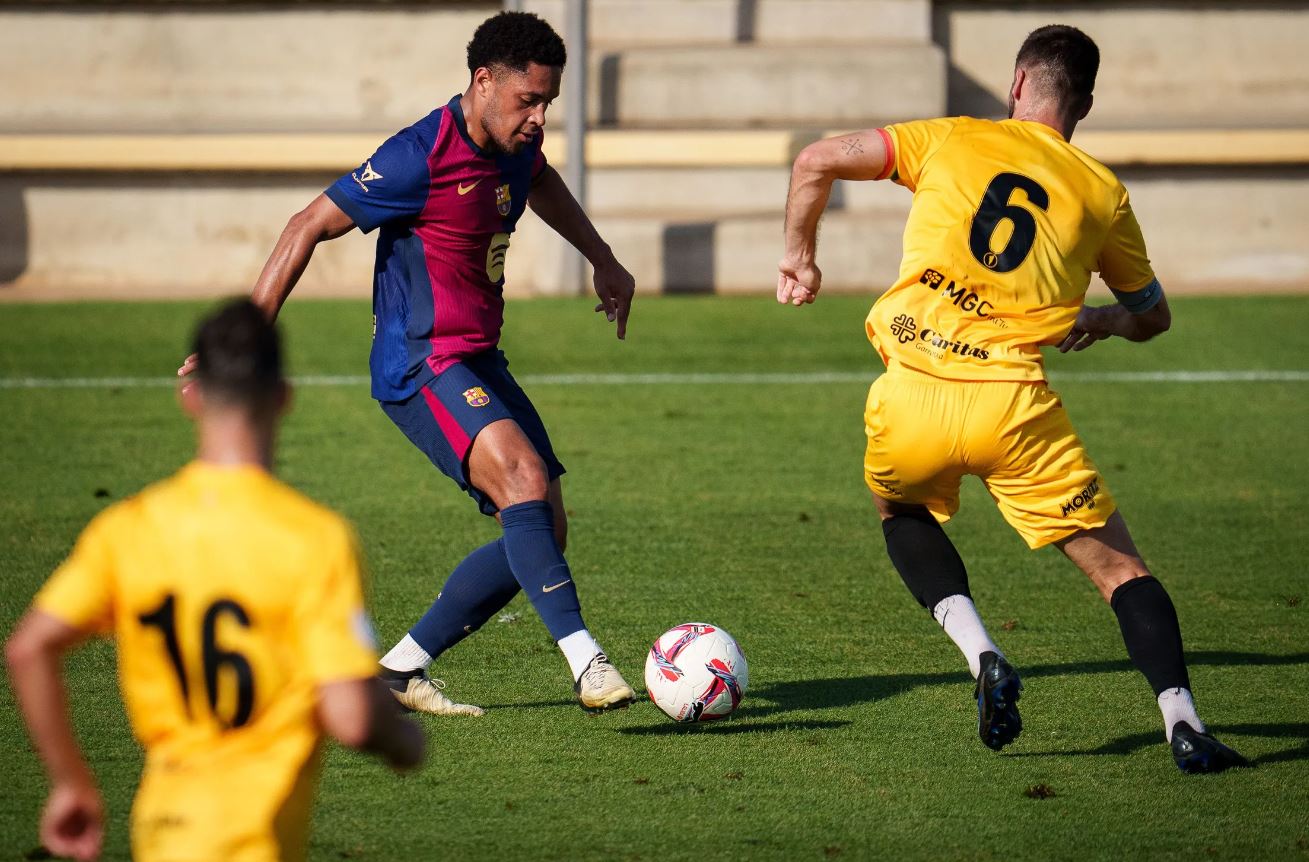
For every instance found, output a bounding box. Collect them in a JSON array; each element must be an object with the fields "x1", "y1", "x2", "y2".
[
  {"x1": 617, "y1": 719, "x2": 852, "y2": 737},
  {"x1": 479, "y1": 699, "x2": 579, "y2": 710},
  {"x1": 1004, "y1": 722, "x2": 1309, "y2": 765},
  {"x1": 743, "y1": 651, "x2": 1309, "y2": 763},
  {"x1": 749, "y1": 651, "x2": 1309, "y2": 717}
]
